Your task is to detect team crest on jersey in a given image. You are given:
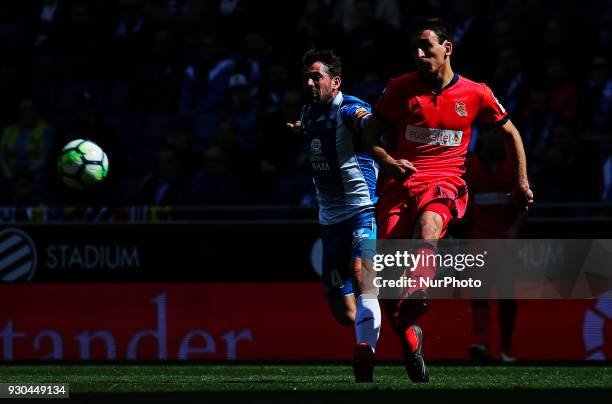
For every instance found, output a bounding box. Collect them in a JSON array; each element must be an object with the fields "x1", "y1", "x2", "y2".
[
  {"x1": 455, "y1": 102, "x2": 468, "y2": 117},
  {"x1": 310, "y1": 139, "x2": 322, "y2": 155}
]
